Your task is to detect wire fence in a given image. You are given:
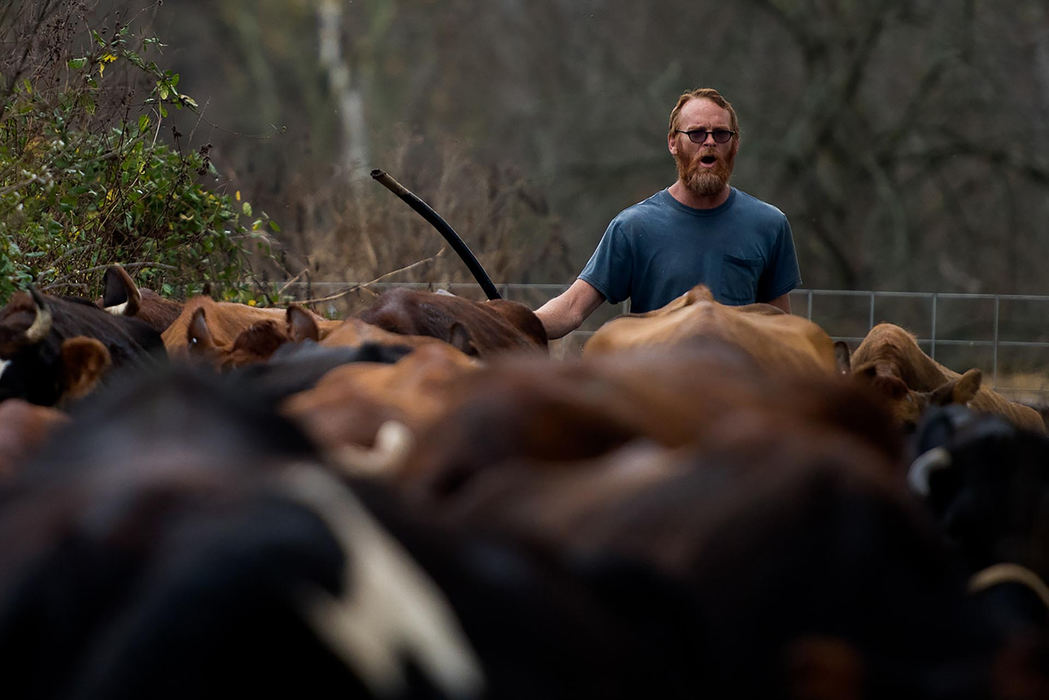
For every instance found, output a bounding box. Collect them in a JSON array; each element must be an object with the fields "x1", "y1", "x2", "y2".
[{"x1": 286, "y1": 281, "x2": 1049, "y2": 402}]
